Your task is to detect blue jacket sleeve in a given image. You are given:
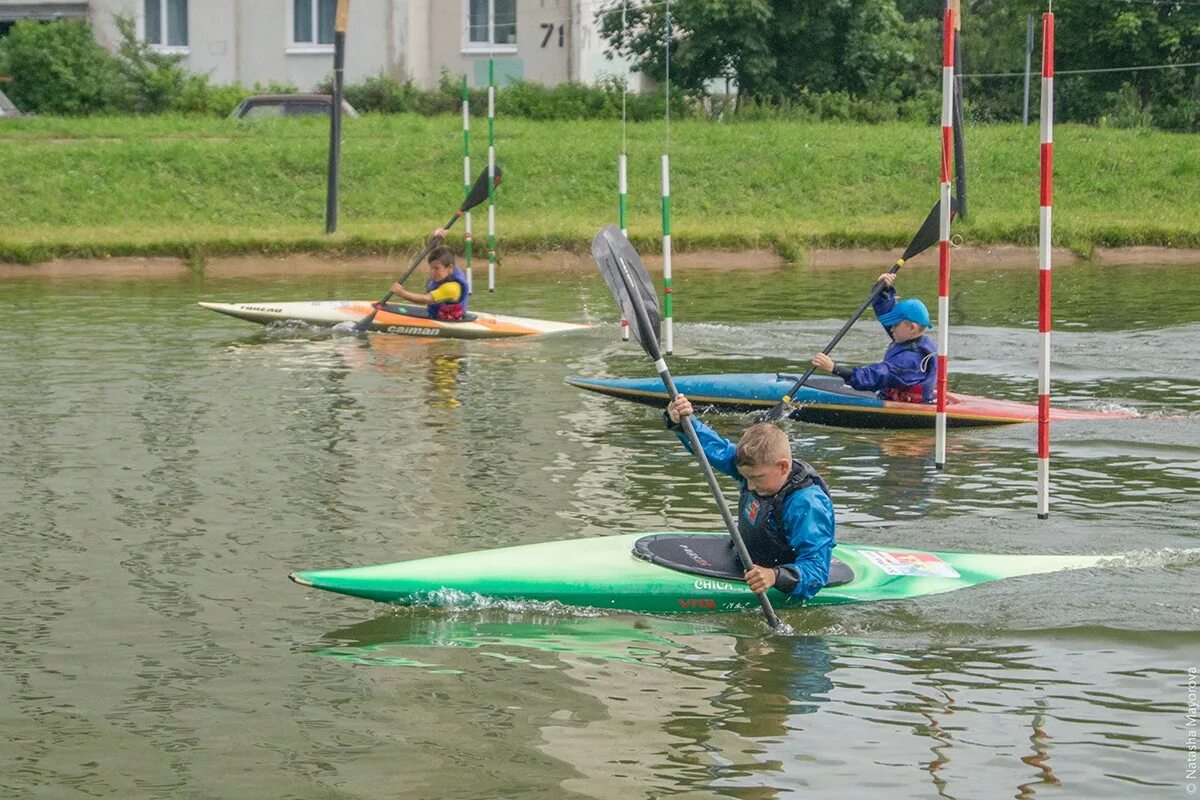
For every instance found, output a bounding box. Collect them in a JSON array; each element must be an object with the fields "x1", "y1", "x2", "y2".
[
  {"x1": 846, "y1": 345, "x2": 931, "y2": 394},
  {"x1": 846, "y1": 361, "x2": 895, "y2": 393},
  {"x1": 776, "y1": 486, "x2": 836, "y2": 600},
  {"x1": 674, "y1": 416, "x2": 740, "y2": 481},
  {"x1": 873, "y1": 285, "x2": 897, "y2": 333}
]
